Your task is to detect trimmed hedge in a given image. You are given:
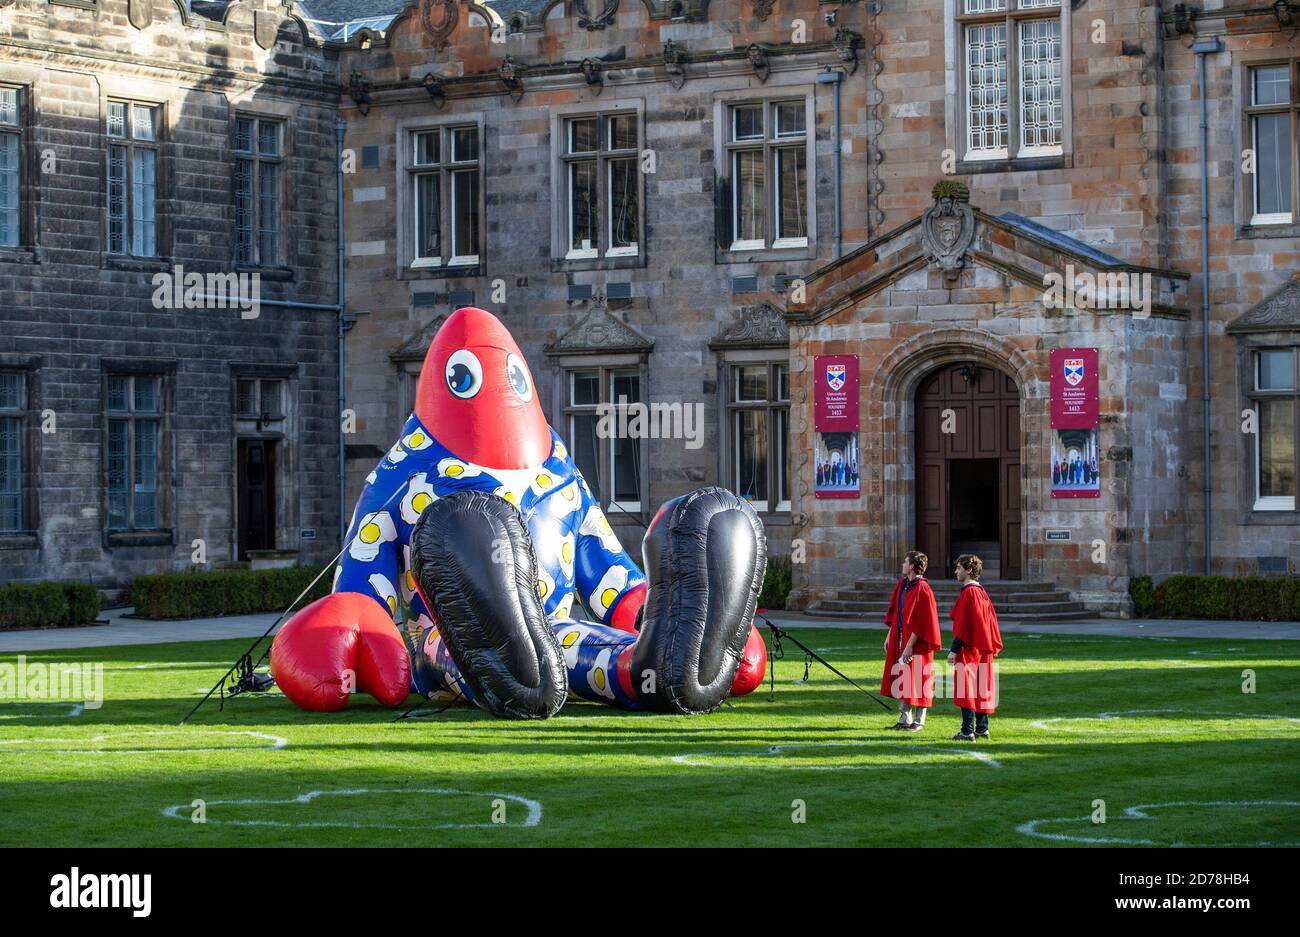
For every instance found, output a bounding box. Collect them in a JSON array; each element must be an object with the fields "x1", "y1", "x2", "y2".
[
  {"x1": 759, "y1": 555, "x2": 793, "y2": 611},
  {"x1": 1128, "y1": 575, "x2": 1156, "y2": 617},
  {"x1": 131, "y1": 566, "x2": 332, "y2": 619},
  {"x1": 0, "y1": 582, "x2": 102, "y2": 631},
  {"x1": 1131, "y1": 574, "x2": 1300, "y2": 621}
]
